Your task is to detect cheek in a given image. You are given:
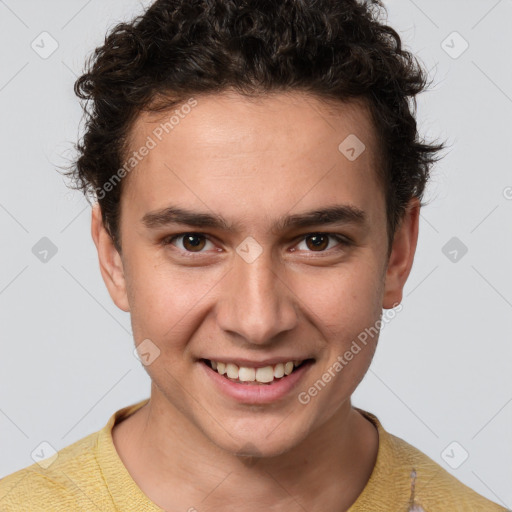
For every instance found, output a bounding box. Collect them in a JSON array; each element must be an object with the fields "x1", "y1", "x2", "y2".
[
  {"x1": 294, "y1": 260, "x2": 383, "y2": 395},
  {"x1": 295, "y1": 267, "x2": 383, "y2": 417},
  {"x1": 291, "y1": 259, "x2": 384, "y2": 337},
  {"x1": 126, "y1": 255, "x2": 228, "y2": 346},
  {"x1": 125, "y1": 242, "x2": 385, "y2": 354}
]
